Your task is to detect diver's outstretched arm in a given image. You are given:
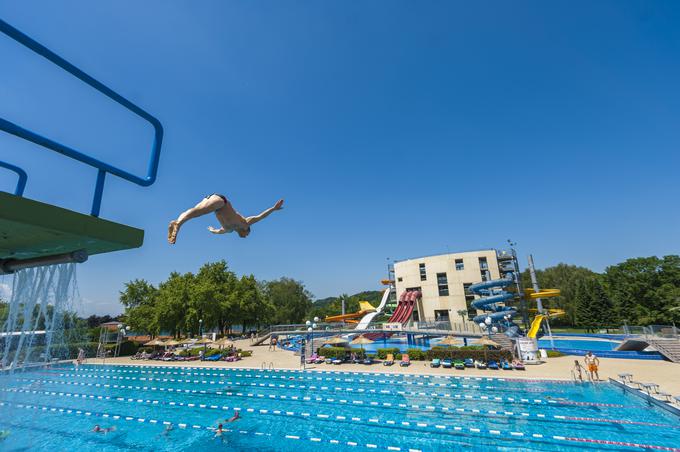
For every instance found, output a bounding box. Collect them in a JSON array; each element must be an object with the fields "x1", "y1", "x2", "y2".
[{"x1": 245, "y1": 199, "x2": 284, "y2": 226}]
